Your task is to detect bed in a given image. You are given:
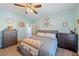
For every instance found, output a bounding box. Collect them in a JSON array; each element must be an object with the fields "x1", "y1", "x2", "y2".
[{"x1": 18, "y1": 30, "x2": 58, "y2": 56}]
